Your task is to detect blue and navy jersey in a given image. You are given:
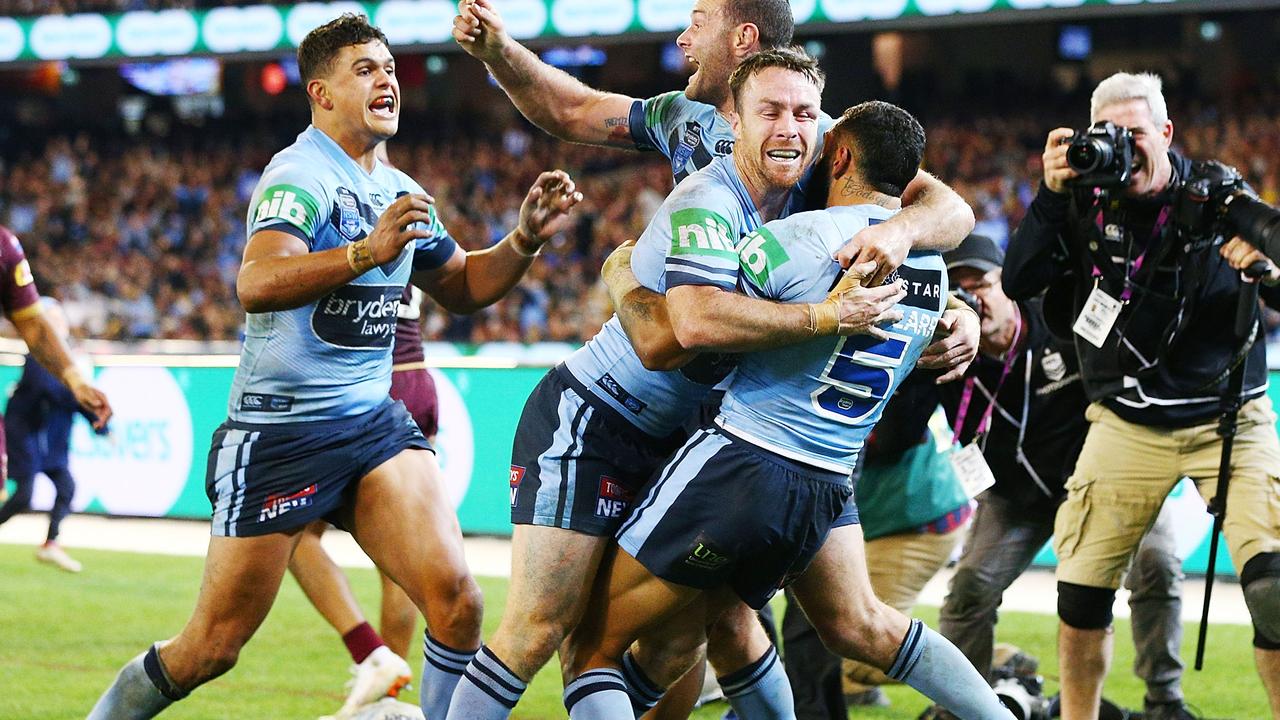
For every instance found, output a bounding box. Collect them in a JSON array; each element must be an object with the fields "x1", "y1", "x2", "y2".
[
  {"x1": 718, "y1": 205, "x2": 948, "y2": 474},
  {"x1": 629, "y1": 90, "x2": 834, "y2": 188},
  {"x1": 229, "y1": 126, "x2": 457, "y2": 423},
  {"x1": 563, "y1": 156, "x2": 779, "y2": 437}
]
